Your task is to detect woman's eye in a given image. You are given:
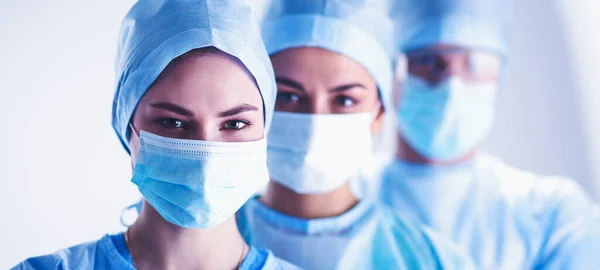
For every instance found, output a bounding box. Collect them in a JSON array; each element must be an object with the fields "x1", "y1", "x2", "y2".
[
  {"x1": 221, "y1": 120, "x2": 249, "y2": 130},
  {"x1": 159, "y1": 119, "x2": 184, "y2": 129},
  {"x1": 276, "y1": 92, "x2": 301, "y2": 104},
  {"x1": 334, "y1": 96, "x2": 356, "y2": 107}
]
